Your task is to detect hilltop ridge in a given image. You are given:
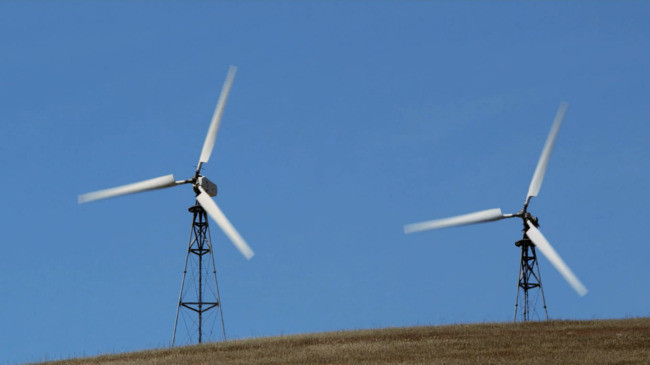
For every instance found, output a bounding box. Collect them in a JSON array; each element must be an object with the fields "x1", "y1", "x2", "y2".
[{"x1": 38, "y1": 318, "x2": 649, "y2": 365}]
